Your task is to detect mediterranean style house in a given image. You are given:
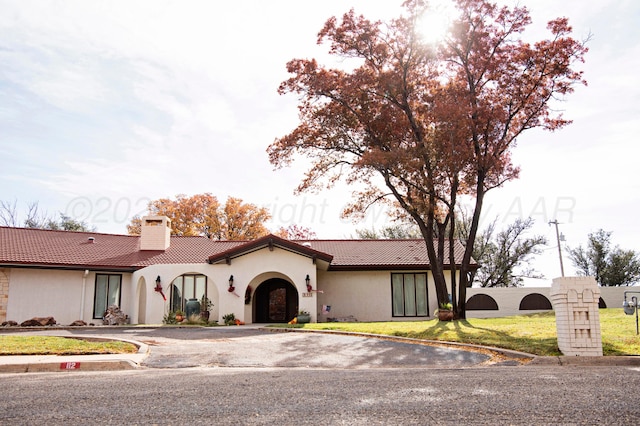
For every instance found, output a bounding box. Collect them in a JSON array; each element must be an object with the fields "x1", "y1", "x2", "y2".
[{"x1": 0, "y1": 216, "x2": 469, "y2": 325}]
